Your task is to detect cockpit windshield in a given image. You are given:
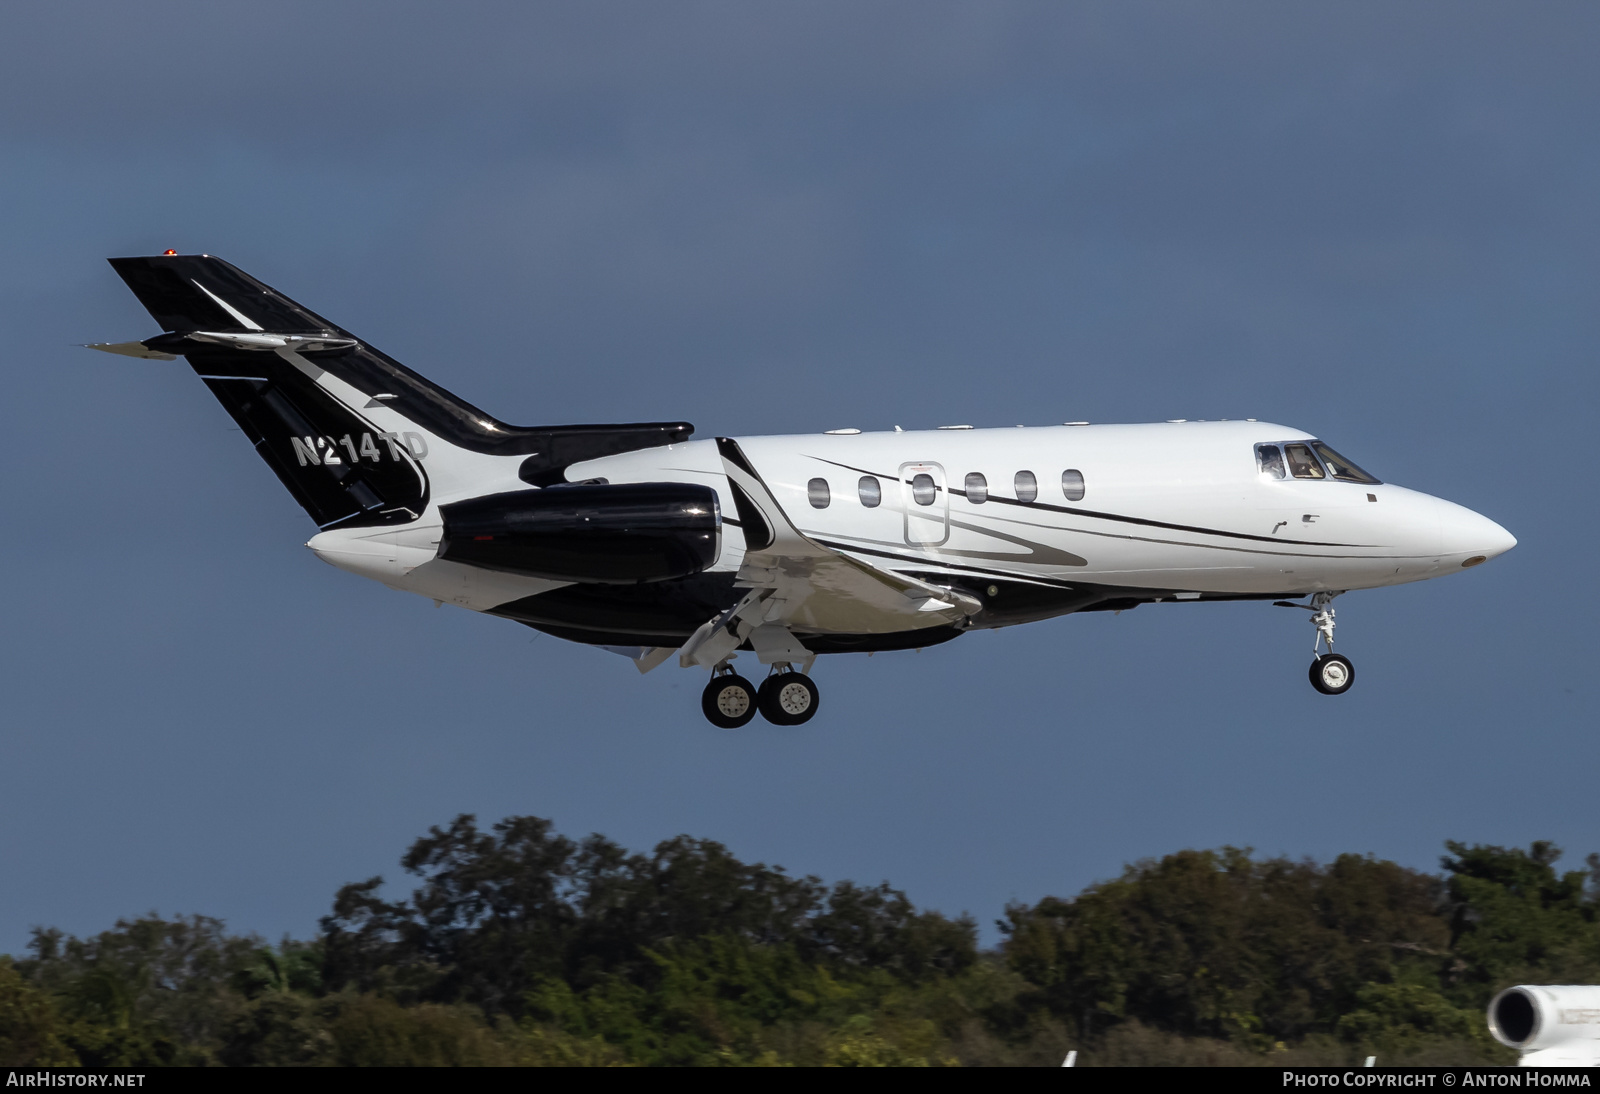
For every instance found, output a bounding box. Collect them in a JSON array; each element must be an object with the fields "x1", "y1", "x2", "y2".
[
  {"x1": 1284, "y1": 444, "x2": 1325, "y2": 479},
  {"x1": 1255, "y1": 441, "x2": 1382, "y2": 485},
  {"x1": 1311, "y1": 442, "x2": 1381, "y2": 484}
]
